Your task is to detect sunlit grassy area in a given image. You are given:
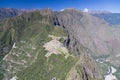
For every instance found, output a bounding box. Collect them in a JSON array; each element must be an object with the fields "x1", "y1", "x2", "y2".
[{"x1": 0, "y1": 10, "x2": 77, "y2": 80}]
